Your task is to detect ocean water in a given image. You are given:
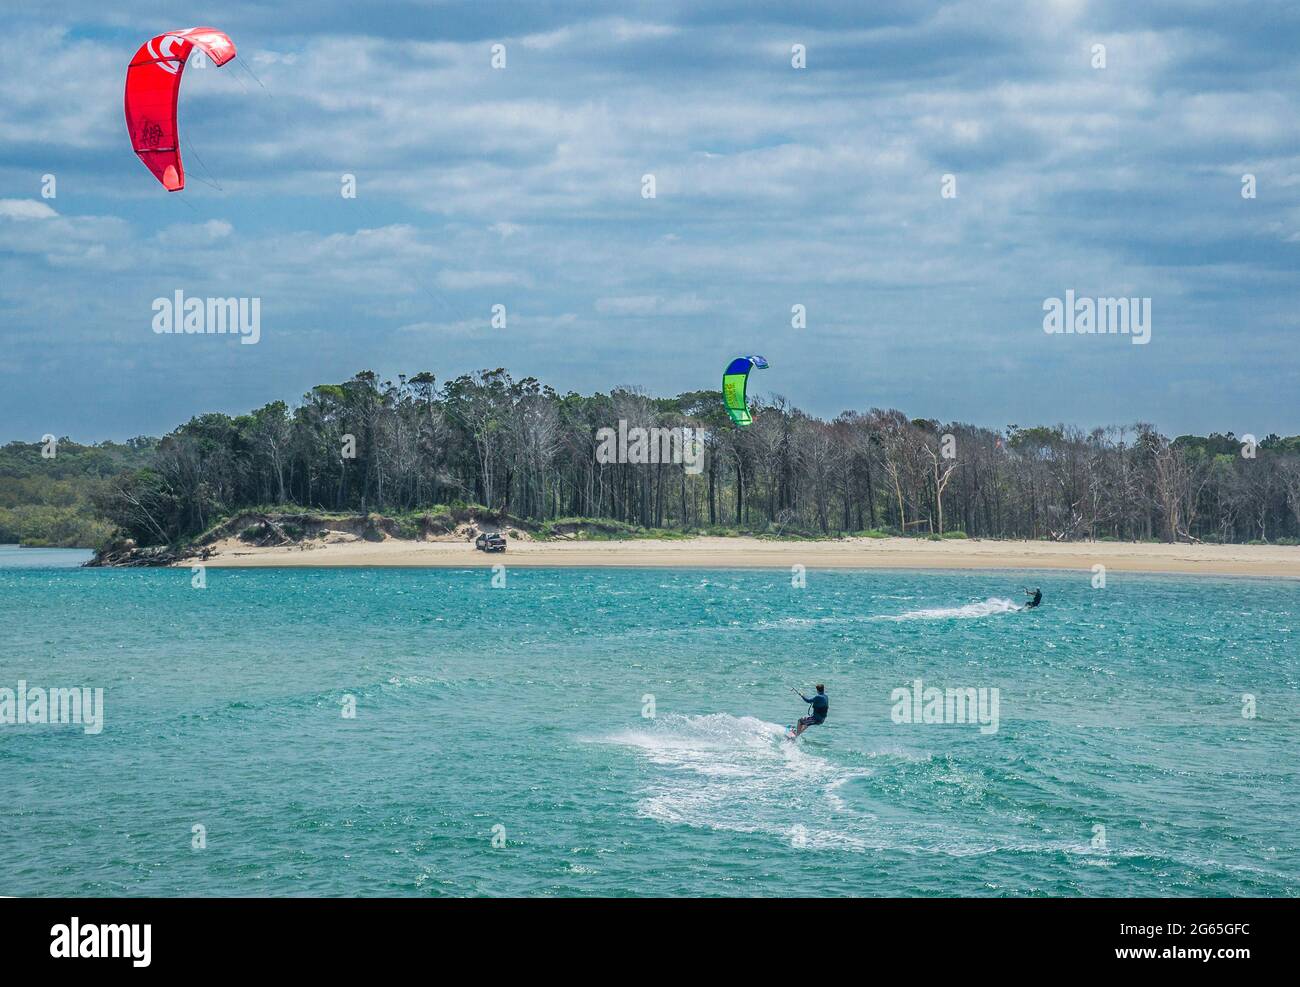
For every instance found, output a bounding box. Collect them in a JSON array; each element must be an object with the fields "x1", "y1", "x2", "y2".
[
  {"x1": 0, "y1": 544, "x2": 94, "y2": 568},
  {"x1": 1, "y1": 554, "x2": 1297, "y2": 897}
]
